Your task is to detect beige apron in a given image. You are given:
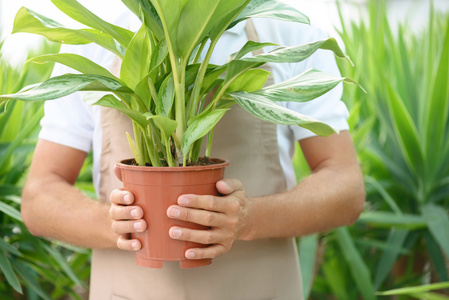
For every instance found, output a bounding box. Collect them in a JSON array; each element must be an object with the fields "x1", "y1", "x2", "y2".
[{"x1": 90, "y1": 20, "x2": 303, "y2": 300}]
